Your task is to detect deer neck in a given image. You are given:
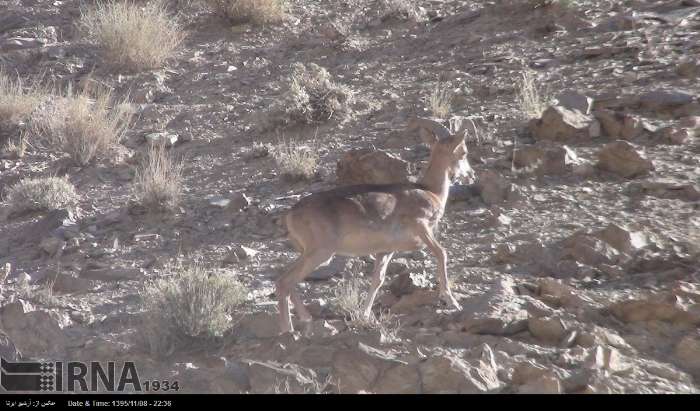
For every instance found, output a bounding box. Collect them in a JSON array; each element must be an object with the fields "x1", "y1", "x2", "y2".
[{"x1": 419, "y1": 154, "x2": 451, "y2": 208}]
